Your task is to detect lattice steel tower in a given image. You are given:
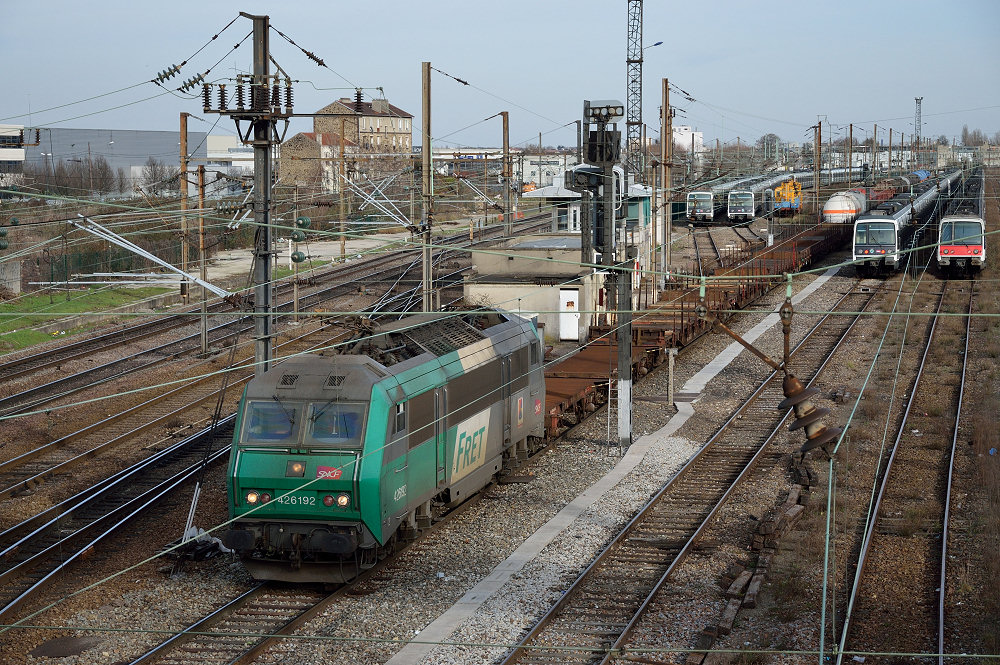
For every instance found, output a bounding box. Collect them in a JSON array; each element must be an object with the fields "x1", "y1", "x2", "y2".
[
  {"x1": 625, "y1": 0, "x2": 644, "y2": 182},
  {"x1": 914, "y1": 97, "x2": 923, "y2": 146}
]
